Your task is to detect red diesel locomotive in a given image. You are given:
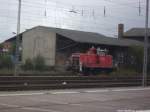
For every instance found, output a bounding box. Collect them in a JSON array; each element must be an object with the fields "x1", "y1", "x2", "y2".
[{"x1": 67, "y1": 47, "x2": 114, "y2": 74}]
